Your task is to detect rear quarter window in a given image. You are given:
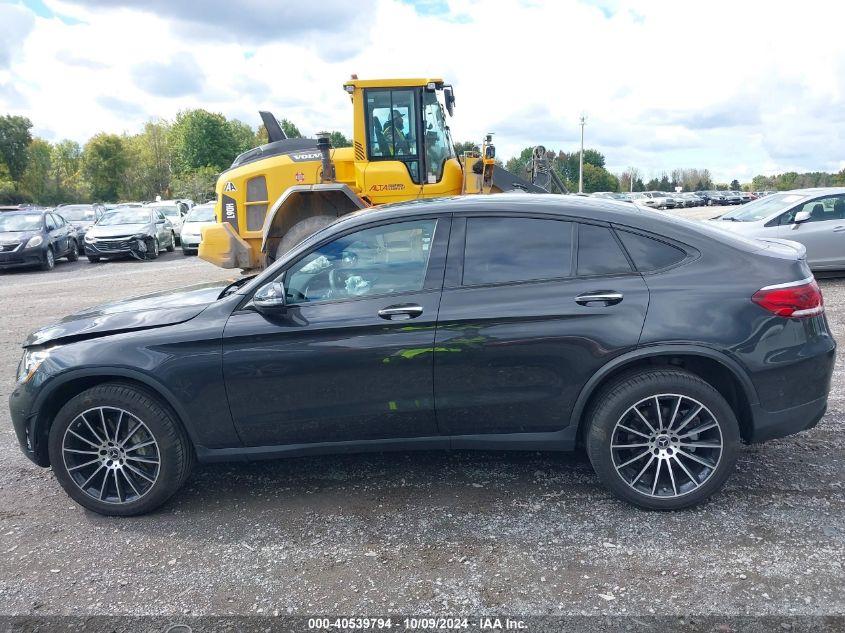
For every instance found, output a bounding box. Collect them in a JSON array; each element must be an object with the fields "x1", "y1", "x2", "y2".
[
  {"x1": 577, "y1": 223, "x2": 632, "y2": 276},
  {"x1": 617, "y1": 230, "x2": 687, "y2": 272}
]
